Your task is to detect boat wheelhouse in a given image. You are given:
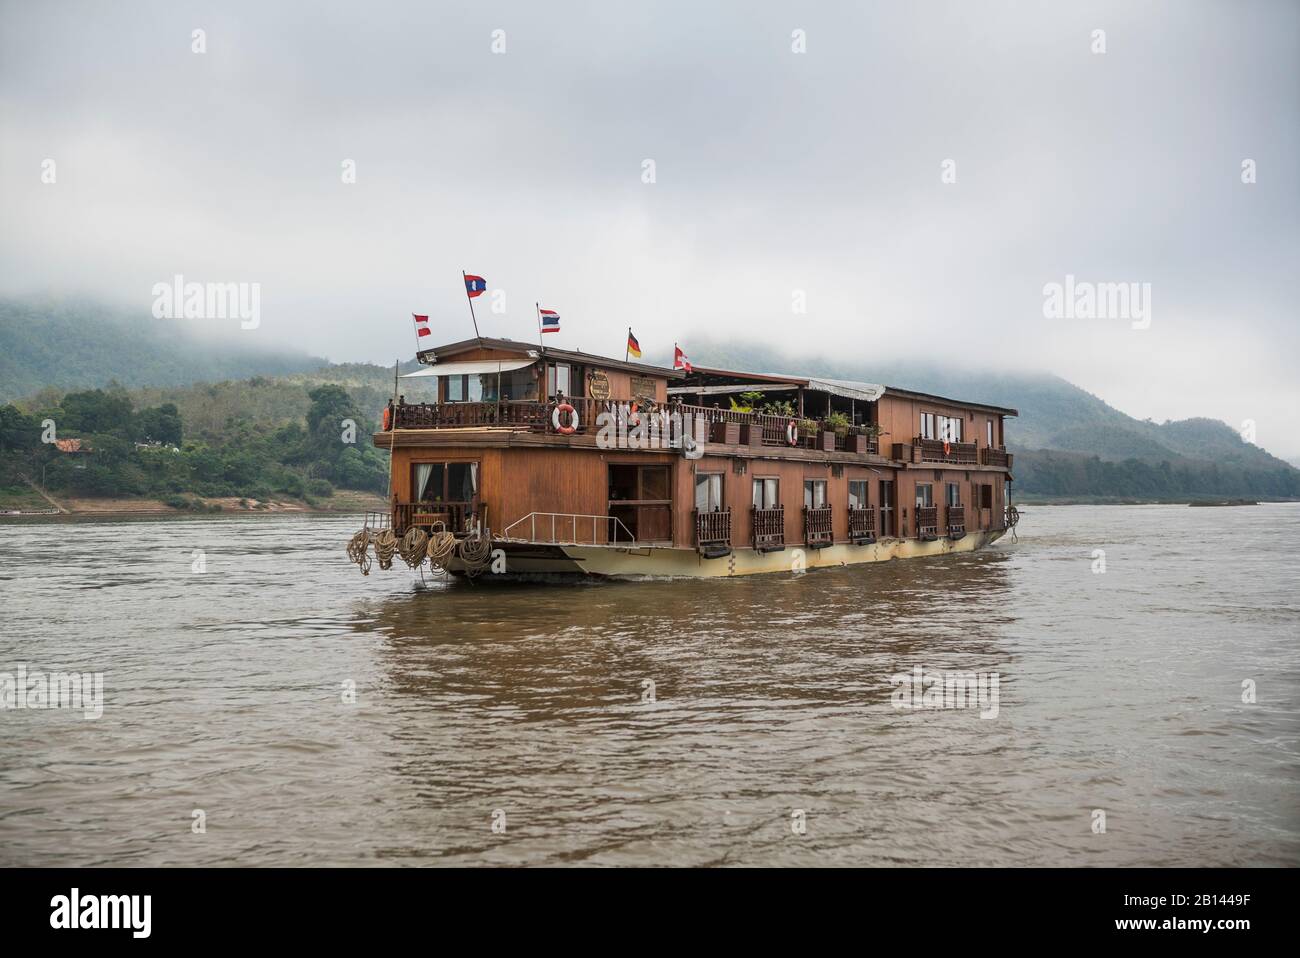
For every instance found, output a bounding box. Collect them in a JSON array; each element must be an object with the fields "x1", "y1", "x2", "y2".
[{"x1": 356, "y1": 336, "x2": 1018, "y2": 578}]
